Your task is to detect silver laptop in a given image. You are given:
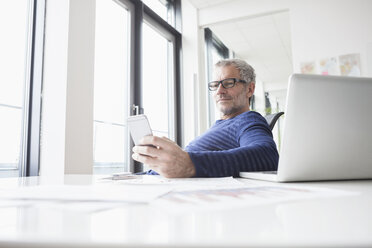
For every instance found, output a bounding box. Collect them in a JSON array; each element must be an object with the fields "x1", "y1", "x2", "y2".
[{"x1": 240, "y1": 74, "x2": 372, "y2": 182}]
